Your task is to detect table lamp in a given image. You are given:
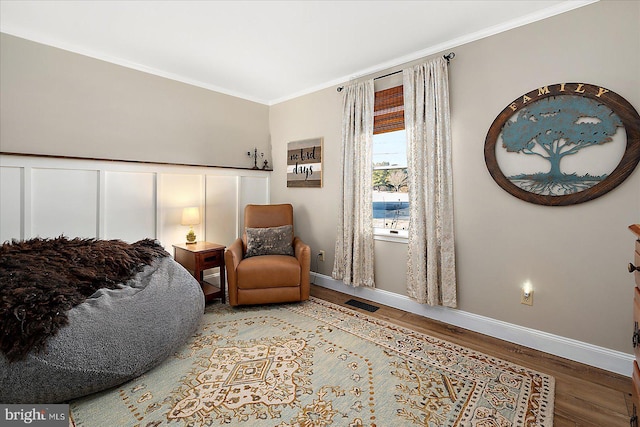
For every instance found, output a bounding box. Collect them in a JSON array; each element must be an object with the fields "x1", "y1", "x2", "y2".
[{"x1": 181, "y1": 207, "x2": 200, "y2": 244}]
